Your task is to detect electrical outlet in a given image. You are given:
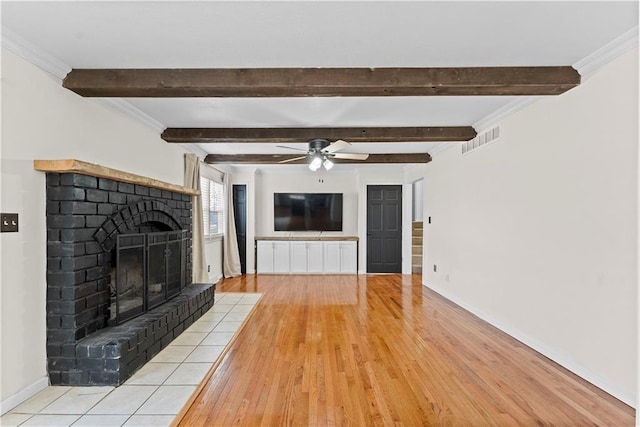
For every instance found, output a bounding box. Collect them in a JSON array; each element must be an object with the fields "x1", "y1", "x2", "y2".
[
  {"x1": 207, "y1": 265, "x2": 211, "y2": 272},
  {"x1": 1, "y1": 213, "x2": 19, "y2": 233},
  {"x1": 433, "y1": 264, "x2": 437, "y2": 272}
]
